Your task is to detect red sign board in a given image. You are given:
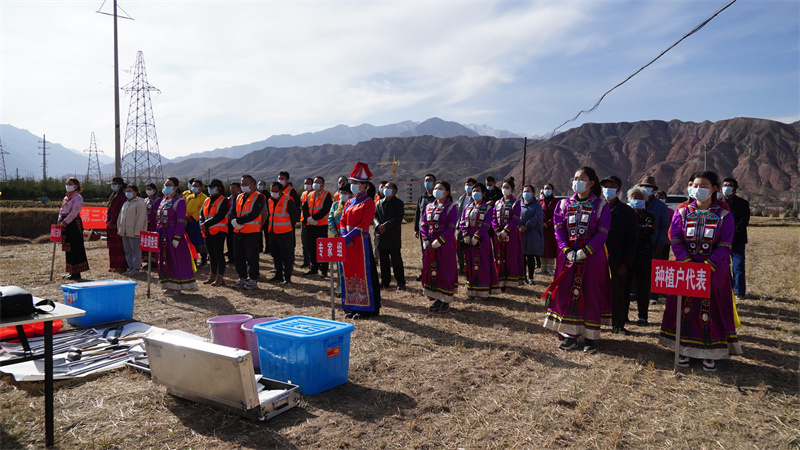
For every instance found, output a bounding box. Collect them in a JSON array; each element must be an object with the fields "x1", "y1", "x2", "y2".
[
  {"x1": 79, "y1": 207, "x2": 108, "y2": 229},
  {"x1": 49, "y1": 224, "x2": 62, "y2": 242},
  {"x1": 139, "y1": 231, "x2": 159, "y2": 252},
  {"x1": 317, "y1": 237, "x2": 346, "y2": 263},
  {"x1": 651, "y1": 260, "x2": 711, "y2": 298}
]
